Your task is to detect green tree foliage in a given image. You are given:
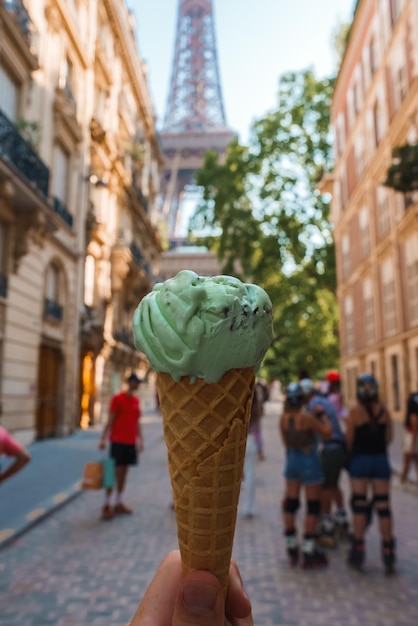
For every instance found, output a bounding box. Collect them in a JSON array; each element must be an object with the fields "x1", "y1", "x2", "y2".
[{"x1": 191, "y1": 68, "x2": 339, "y2": 383}]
